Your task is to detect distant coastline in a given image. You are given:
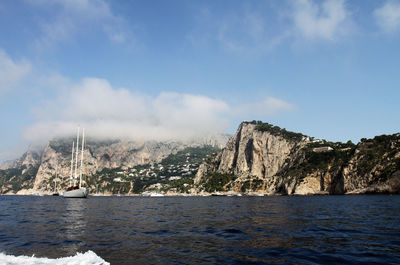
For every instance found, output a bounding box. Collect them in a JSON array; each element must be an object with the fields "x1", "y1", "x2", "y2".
[{"x1": 1, "y1": 121, "x2": 399, "y2": 196}]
